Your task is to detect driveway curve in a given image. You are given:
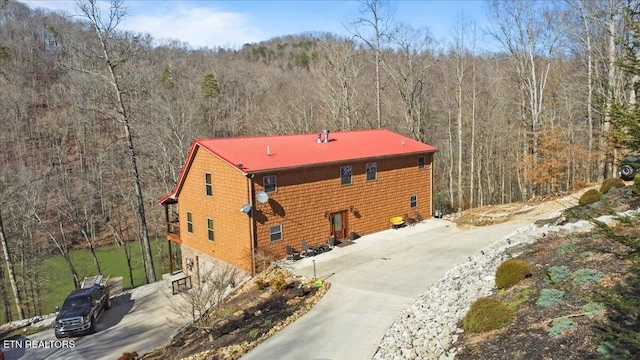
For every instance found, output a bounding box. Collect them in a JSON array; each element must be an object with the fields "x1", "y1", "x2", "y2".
[{"x1": 241, "y1": 219, "x2": 528, "y2": 360}]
